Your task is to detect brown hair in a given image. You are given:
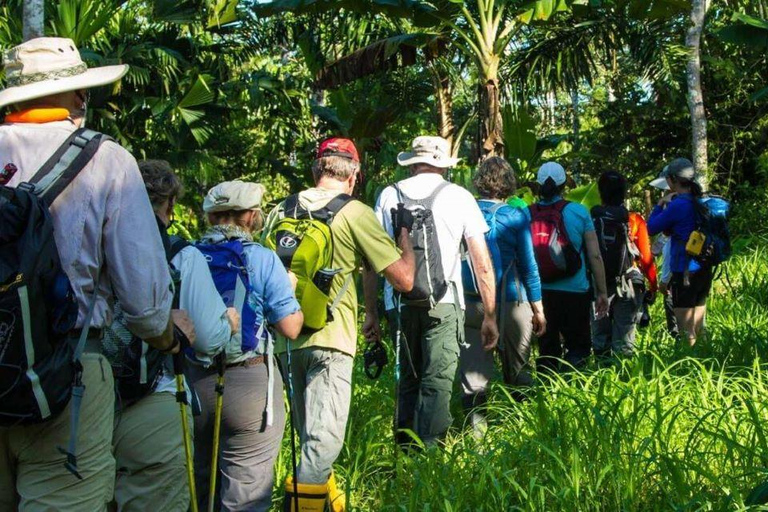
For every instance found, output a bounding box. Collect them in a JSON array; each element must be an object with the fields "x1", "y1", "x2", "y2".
[
  {"x1": 311, "y1": 155, "x2": 360, "y2": 183},
  {"x1": 474, "y1": 157, "x2": 517, "y2": 199},
  {"x1": 138, "y1": 159, "x2": 183, "y2": 211}
]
